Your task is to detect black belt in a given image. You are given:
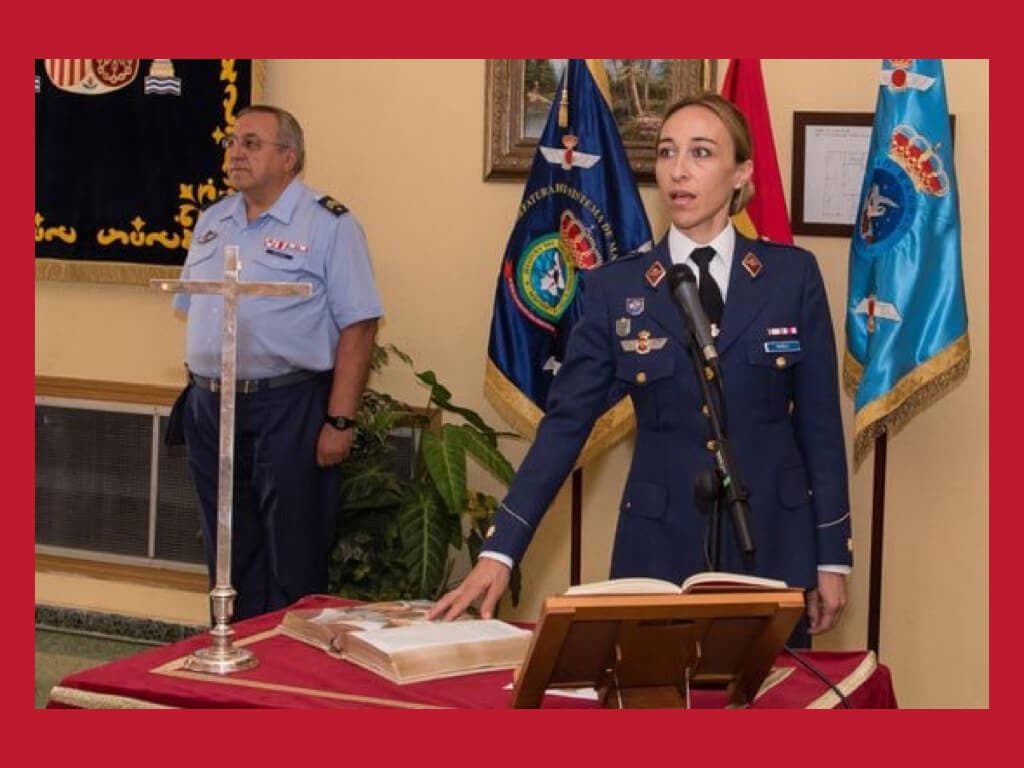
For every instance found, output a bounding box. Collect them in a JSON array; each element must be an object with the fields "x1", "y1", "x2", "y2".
[{"x1": 189, "y1": 369, "x2": 319, "y2": 394}]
